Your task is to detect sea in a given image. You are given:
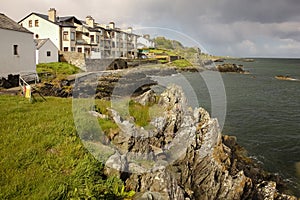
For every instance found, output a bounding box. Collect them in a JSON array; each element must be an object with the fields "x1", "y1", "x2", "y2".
[{"x1": 152, "y1": 58, "x2": 300, "y2": 196}]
